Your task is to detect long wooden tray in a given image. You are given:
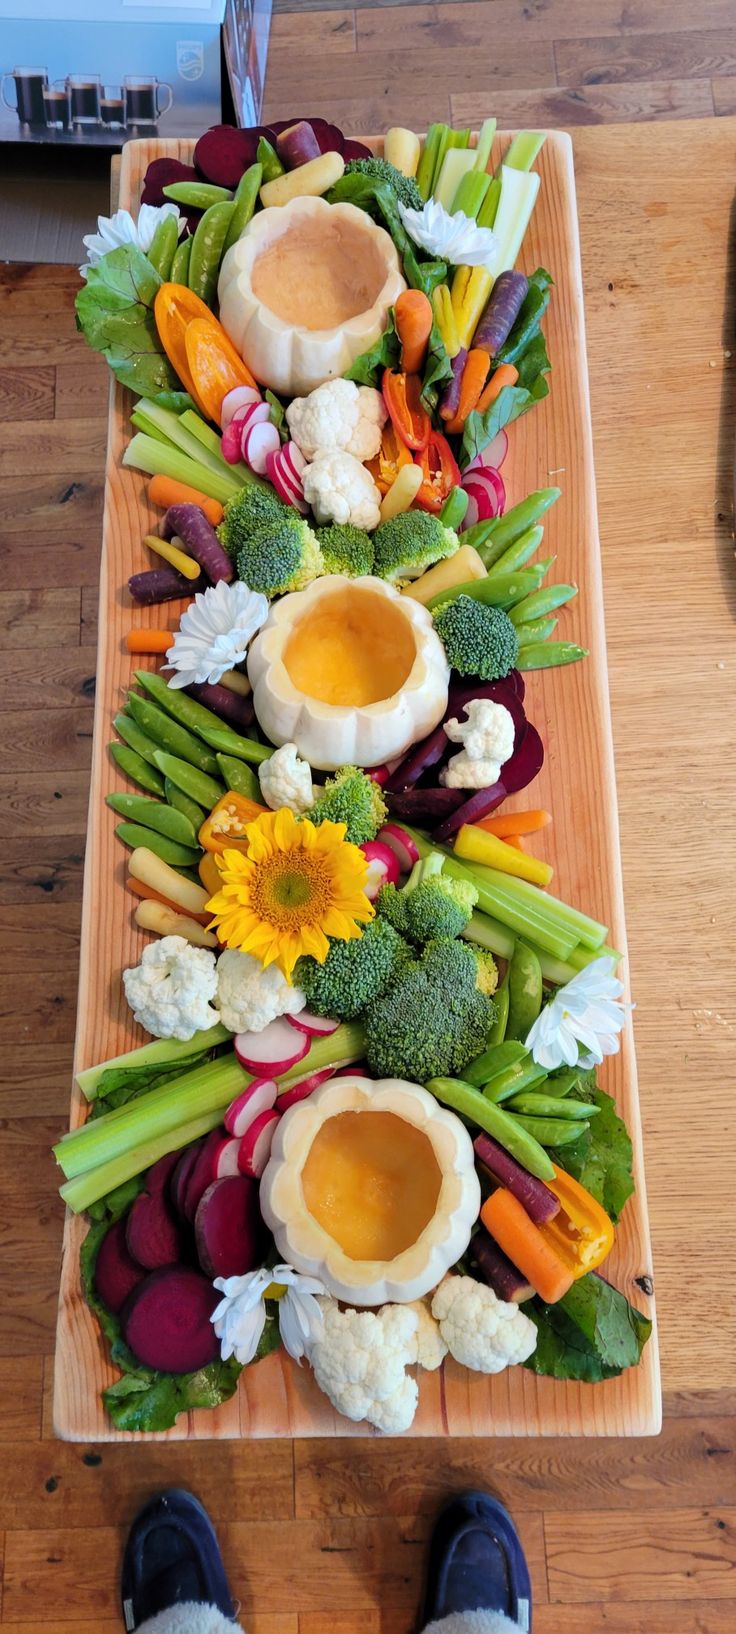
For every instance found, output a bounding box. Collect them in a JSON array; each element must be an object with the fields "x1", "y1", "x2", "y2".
[{"x1": 54, "y1": 132, "x2": 661, "y2": 1440}]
